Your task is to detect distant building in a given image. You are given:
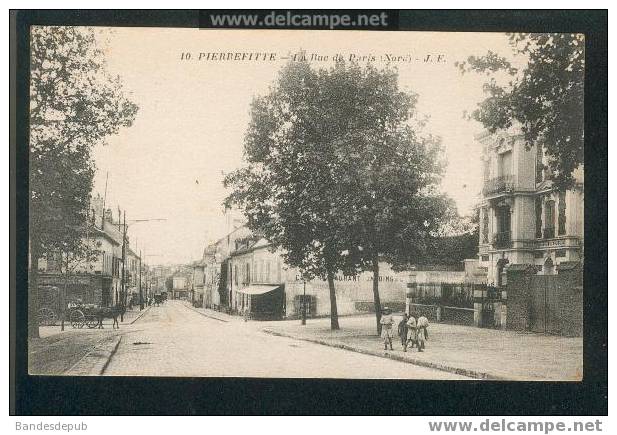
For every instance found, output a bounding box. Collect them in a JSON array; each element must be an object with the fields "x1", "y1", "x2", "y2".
[
  {"x1": 476, "y1": 129, "x2": 584, "y2": 286},
  {"x1": 190, "y1": 260, "x2": 205, "y2": 306},
  {"x1": 172, "y1": 274, "x2": 189, "y2": 299},
  {"x1": 36, "y1": 193, "x2": 136, "y2": 309},
  {"x1": 224, "y1": 235, "x2": 409, "y2": 319}
]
